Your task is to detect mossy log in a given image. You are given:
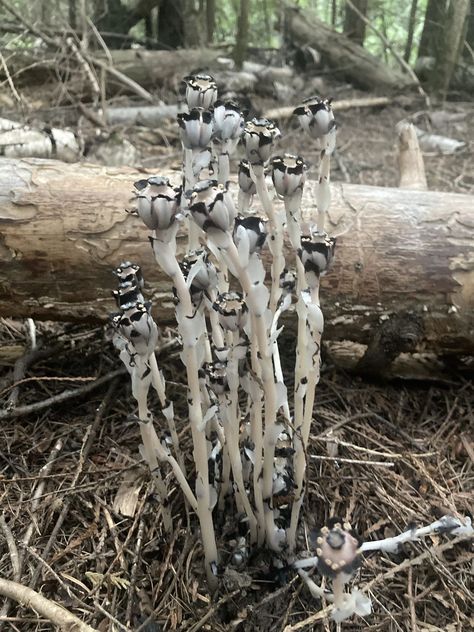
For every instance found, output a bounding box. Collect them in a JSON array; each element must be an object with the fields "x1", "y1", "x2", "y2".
[{"x1": 0, "y1": 158, "x2": 472, "y2": 375}]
